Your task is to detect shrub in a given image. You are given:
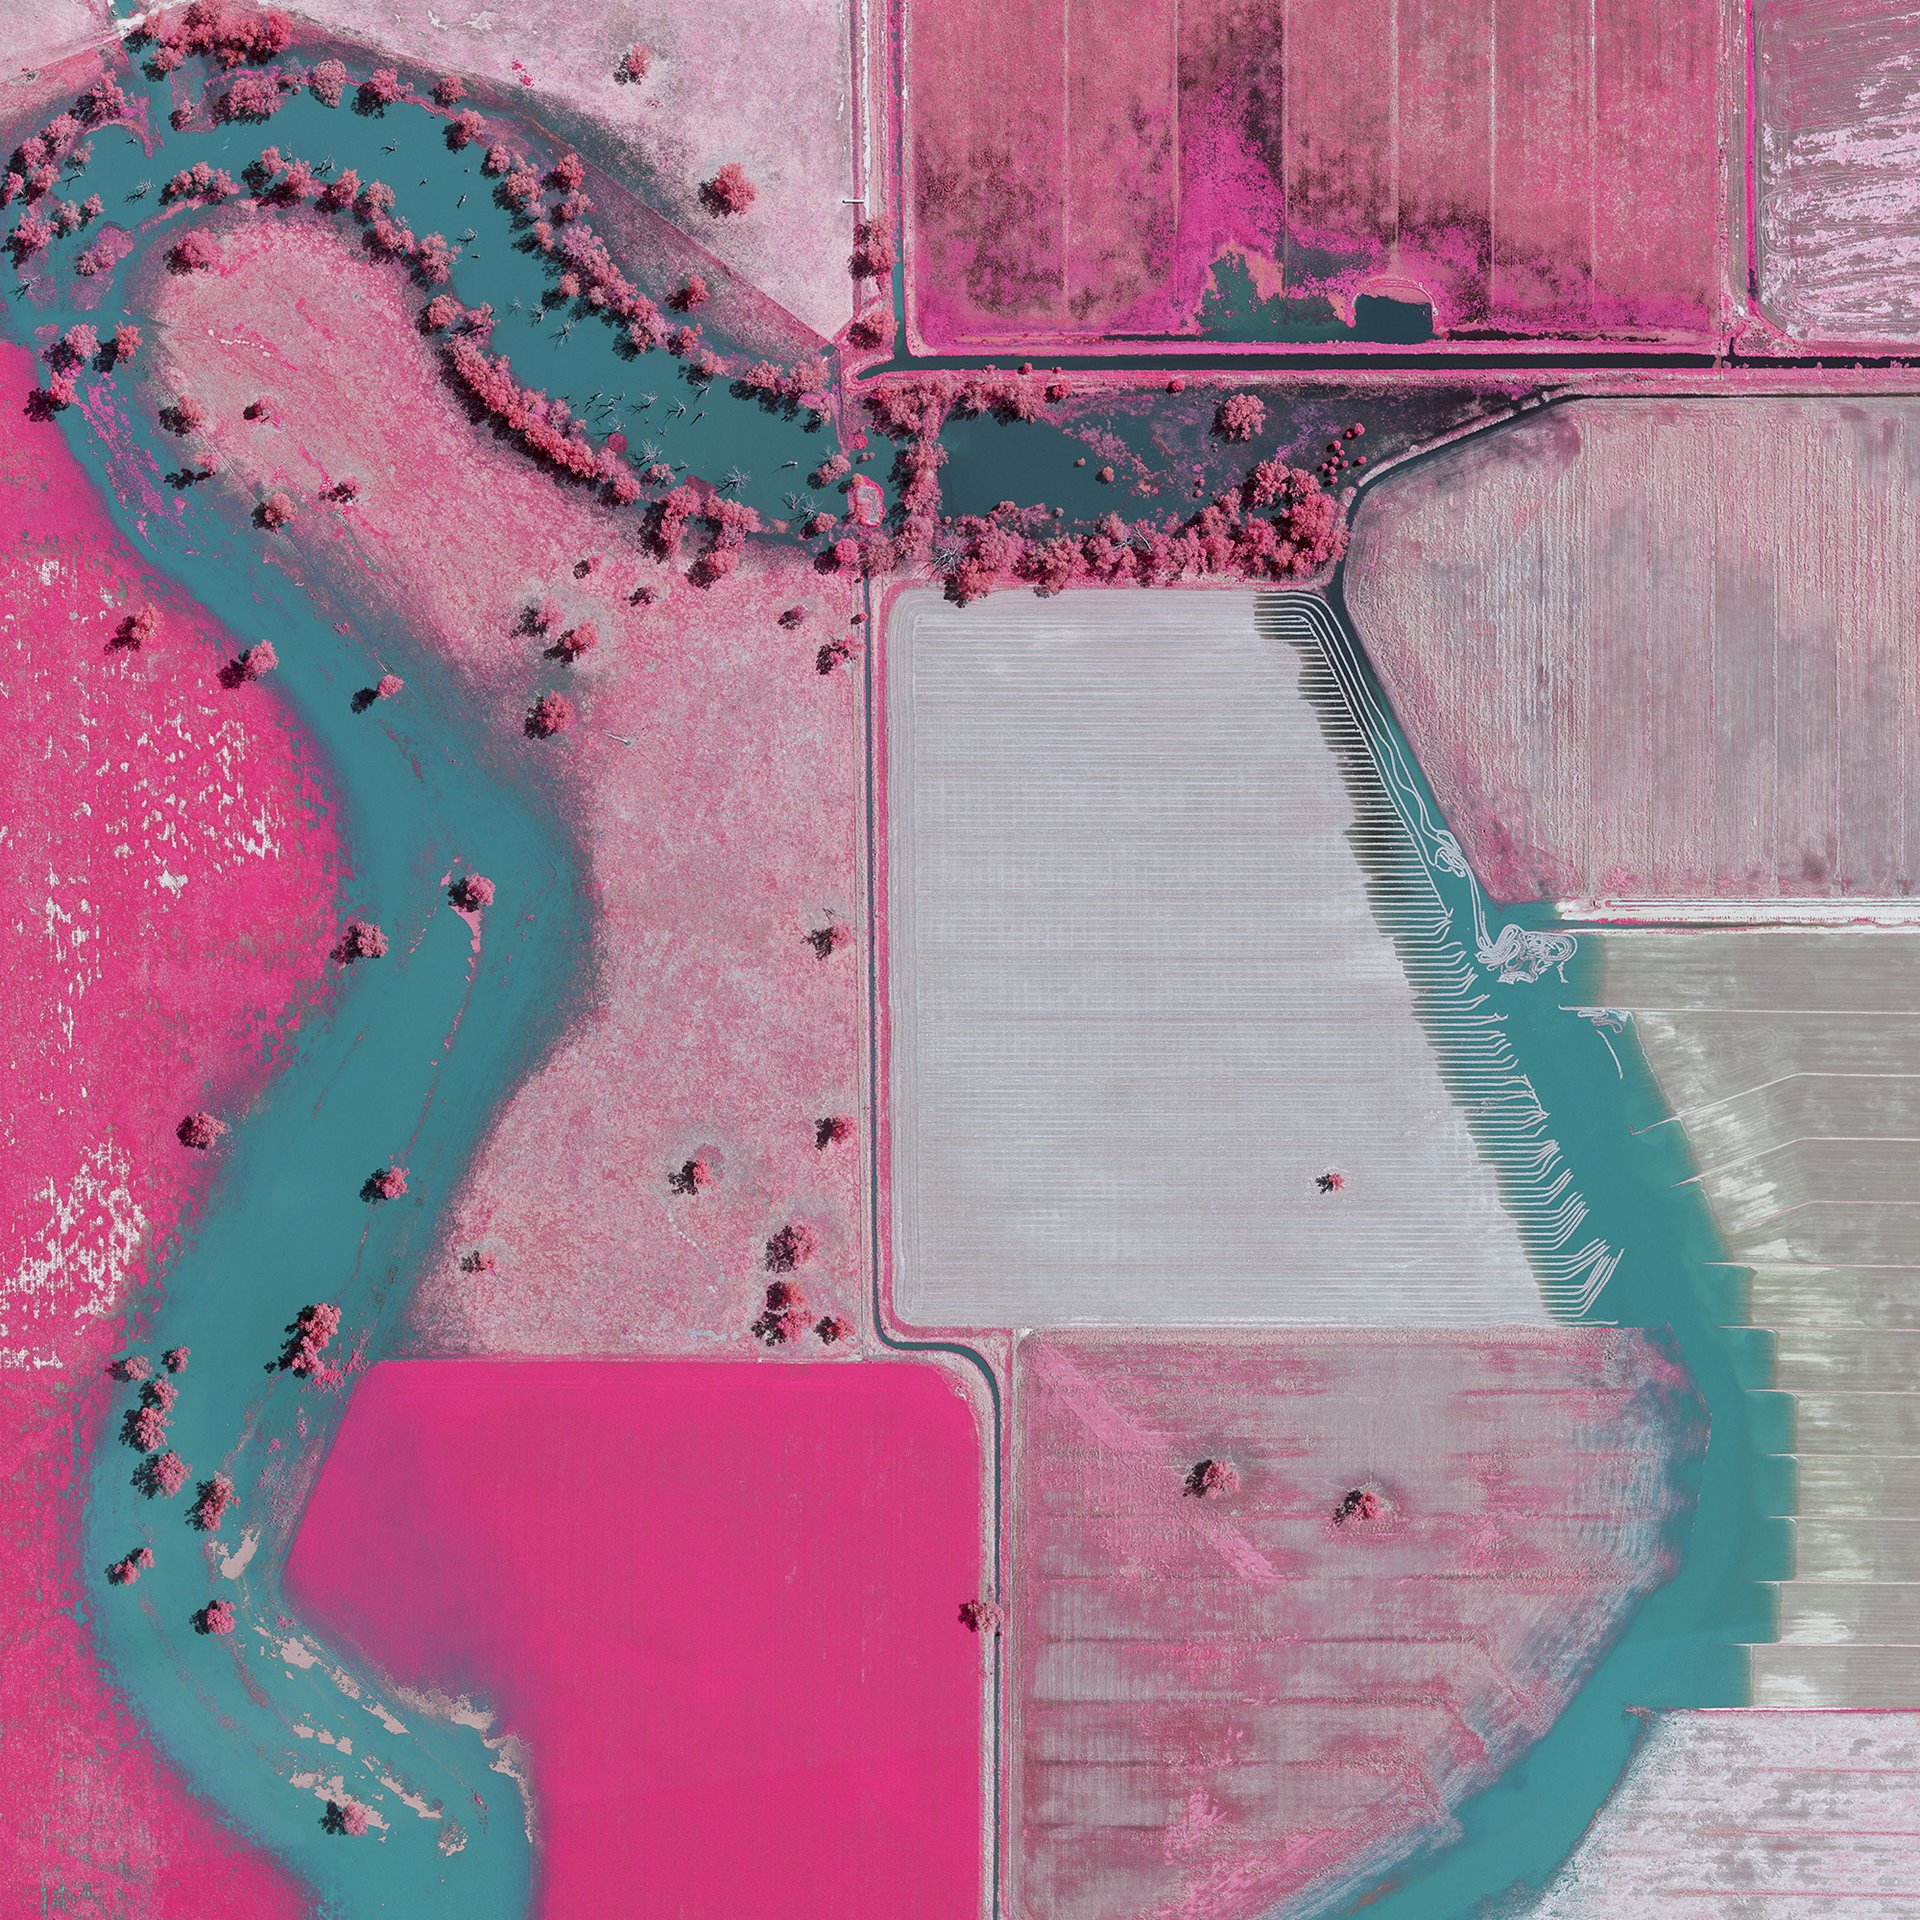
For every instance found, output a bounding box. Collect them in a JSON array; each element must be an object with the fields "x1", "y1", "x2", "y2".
[
  {"x1": 815, "y1": 1115, "x2": 854, "y2": 1149},
  {"x1": 1334, "y1": 1487, "x2": 1383, "y2": 1524},
  {"x1": 617, "y1": 44, "x2": 651, "y2": 82},
  {"x1": 375, "y1": 672, "x2": 403, "y2": 700},
  {"x1": 815, "y1": 1315, "x2": 855, "y2": 1344},
  {"x1": 808, "y1": 921, "x2": 852, "y2": 959},
  {"x1": 214, "y1": 68, "x2": 285, "y2": 121},
  {"x1": 553, "y1": 621, "x2": 597, "y2": 662},
  {"x1": 699, "y1": 162, "x2": 755, "y2": 217},
  {"x1": 325, "y1": 1800, "x2": 369, "y2": 1836}
]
